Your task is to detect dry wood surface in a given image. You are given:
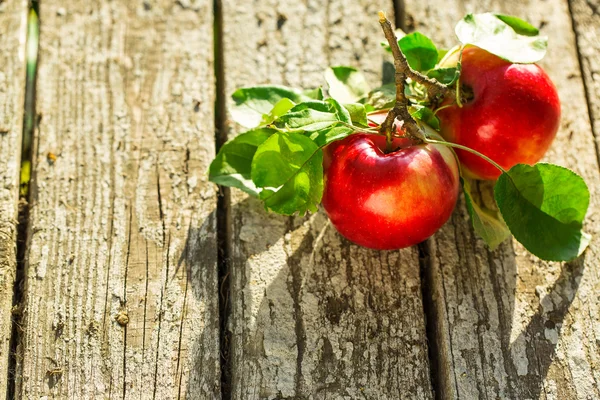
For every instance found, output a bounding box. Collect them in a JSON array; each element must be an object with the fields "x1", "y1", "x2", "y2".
[{"x1": 15, "y1": 1, "x2": 220, "y2": 398}]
